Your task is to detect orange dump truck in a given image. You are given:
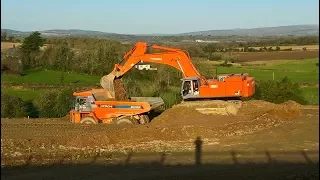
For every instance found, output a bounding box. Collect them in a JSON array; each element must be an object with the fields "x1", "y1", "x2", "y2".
[{"x1": 69, "y1": 89, "x2": 164, "y2": 125}]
